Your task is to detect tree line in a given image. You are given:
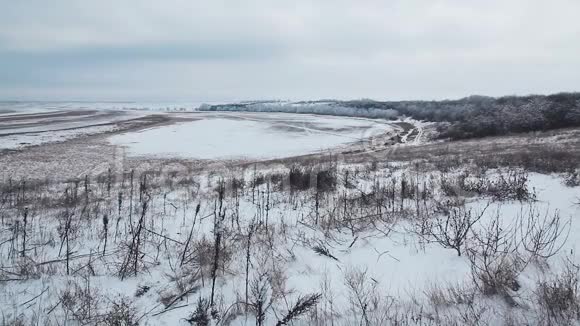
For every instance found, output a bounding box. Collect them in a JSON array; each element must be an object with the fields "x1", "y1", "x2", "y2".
[{"x1": 201, "y1": 92, "x2": 580, "y2": 139}]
